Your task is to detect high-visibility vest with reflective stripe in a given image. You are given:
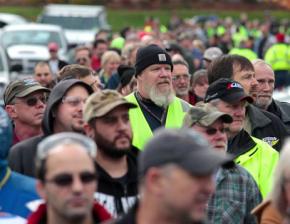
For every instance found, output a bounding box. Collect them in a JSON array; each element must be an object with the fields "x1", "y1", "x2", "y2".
[
  {"x1": 265, "y1": 43, "x2": 290, "y2": 71},
  {"x1": 234, "y1": 136, "x2": 279, "y2": 198},
  {"x1": 229, "y1": 48, "x2": 258, "y2": 61},
  {"x1": 125, "y1": 93, "x2": 190, "y2": 150}
]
